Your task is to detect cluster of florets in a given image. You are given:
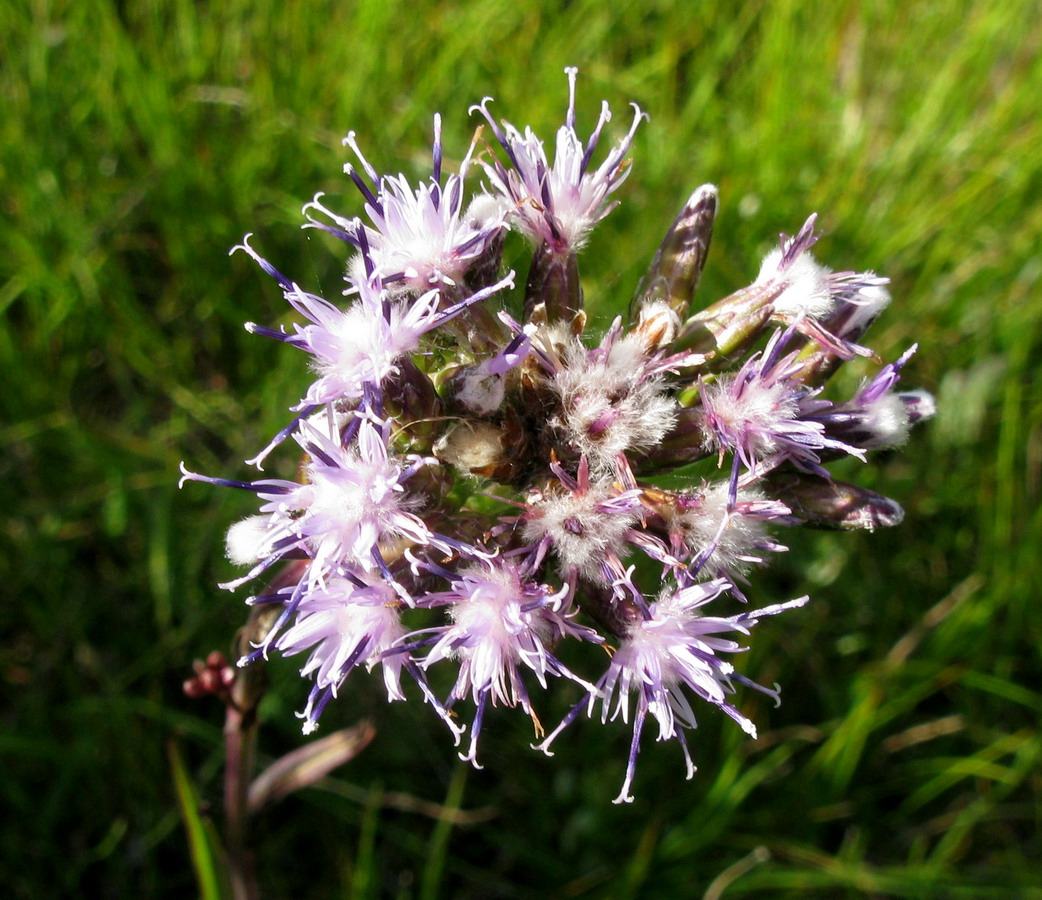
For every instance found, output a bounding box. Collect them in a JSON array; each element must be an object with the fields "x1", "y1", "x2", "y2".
[{"x1": 181, "y1": 68, "x2": 933, "y2": 803}]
